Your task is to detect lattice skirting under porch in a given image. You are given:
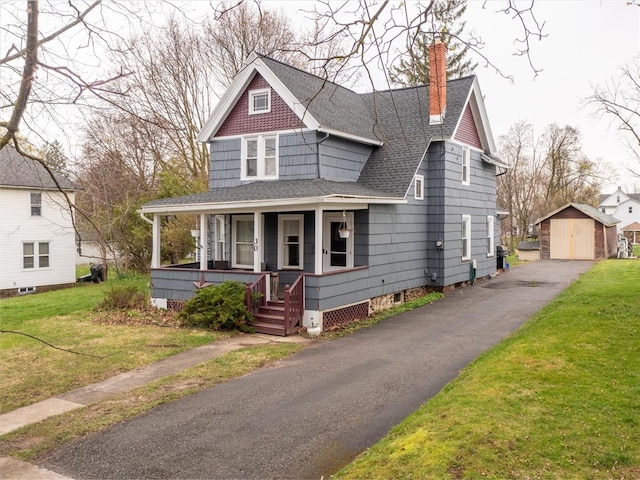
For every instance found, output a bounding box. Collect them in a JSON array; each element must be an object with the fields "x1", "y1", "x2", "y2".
[
  {"x1": 166, "y1": 299, "x2": 186, "y2": 311},
  {"x1": 322, "y1": 301, "x2": 370, "y2": 330}
]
